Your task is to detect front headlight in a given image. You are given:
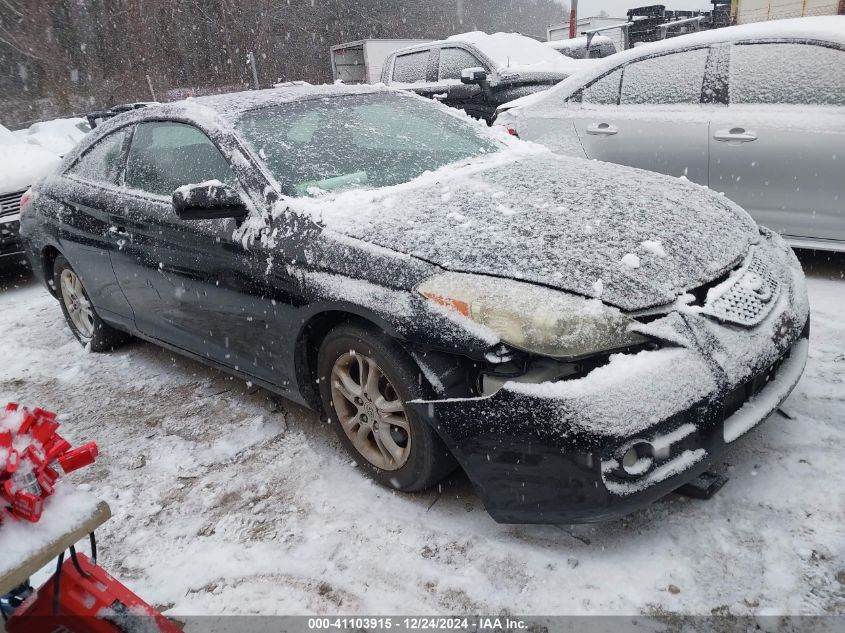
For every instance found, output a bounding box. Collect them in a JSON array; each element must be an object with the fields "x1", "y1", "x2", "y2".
[{"x1": 417, "y1": 272, "x2": 647, "y2": 359}]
